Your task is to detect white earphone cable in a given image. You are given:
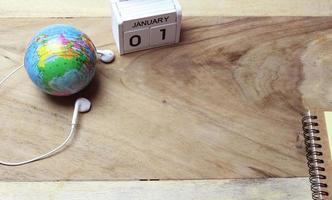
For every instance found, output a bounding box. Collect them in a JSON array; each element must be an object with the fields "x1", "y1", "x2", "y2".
[
  {"x1": 0, "y1": 65, "x2": 24, "y2": 86},
  {"x1": 0, "y1": 65, "x2": 80, "y2": 166}
]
